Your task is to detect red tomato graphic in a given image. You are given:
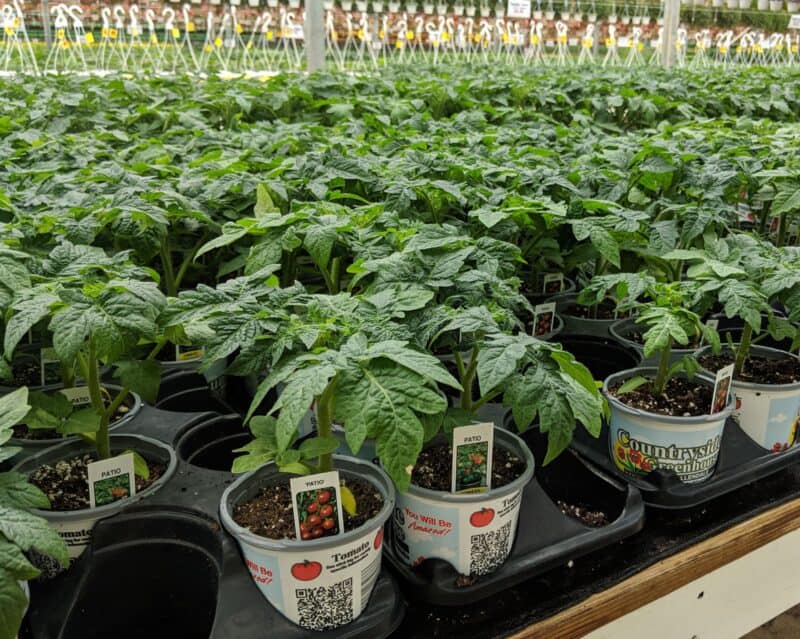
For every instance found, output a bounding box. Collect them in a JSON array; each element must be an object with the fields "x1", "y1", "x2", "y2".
[
  {"x1": 291, "y1": 560, "x2": 322, "y2": 581},
  {"x1": 374, "y1": 528, "x2": 384, "y2": 550},
  {"x1": 469, "y1": 508, "x2": 495, "y2": 528},
  {"x1": 629, "y1": 450, "x2": 642, "y2": 465}
]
